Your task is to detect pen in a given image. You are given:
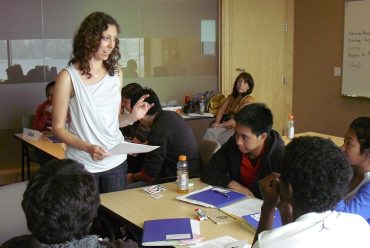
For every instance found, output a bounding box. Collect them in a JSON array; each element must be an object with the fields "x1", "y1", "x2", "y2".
[{"x1": 212, "y1": 189, "x2": 230, "y2": 198}]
